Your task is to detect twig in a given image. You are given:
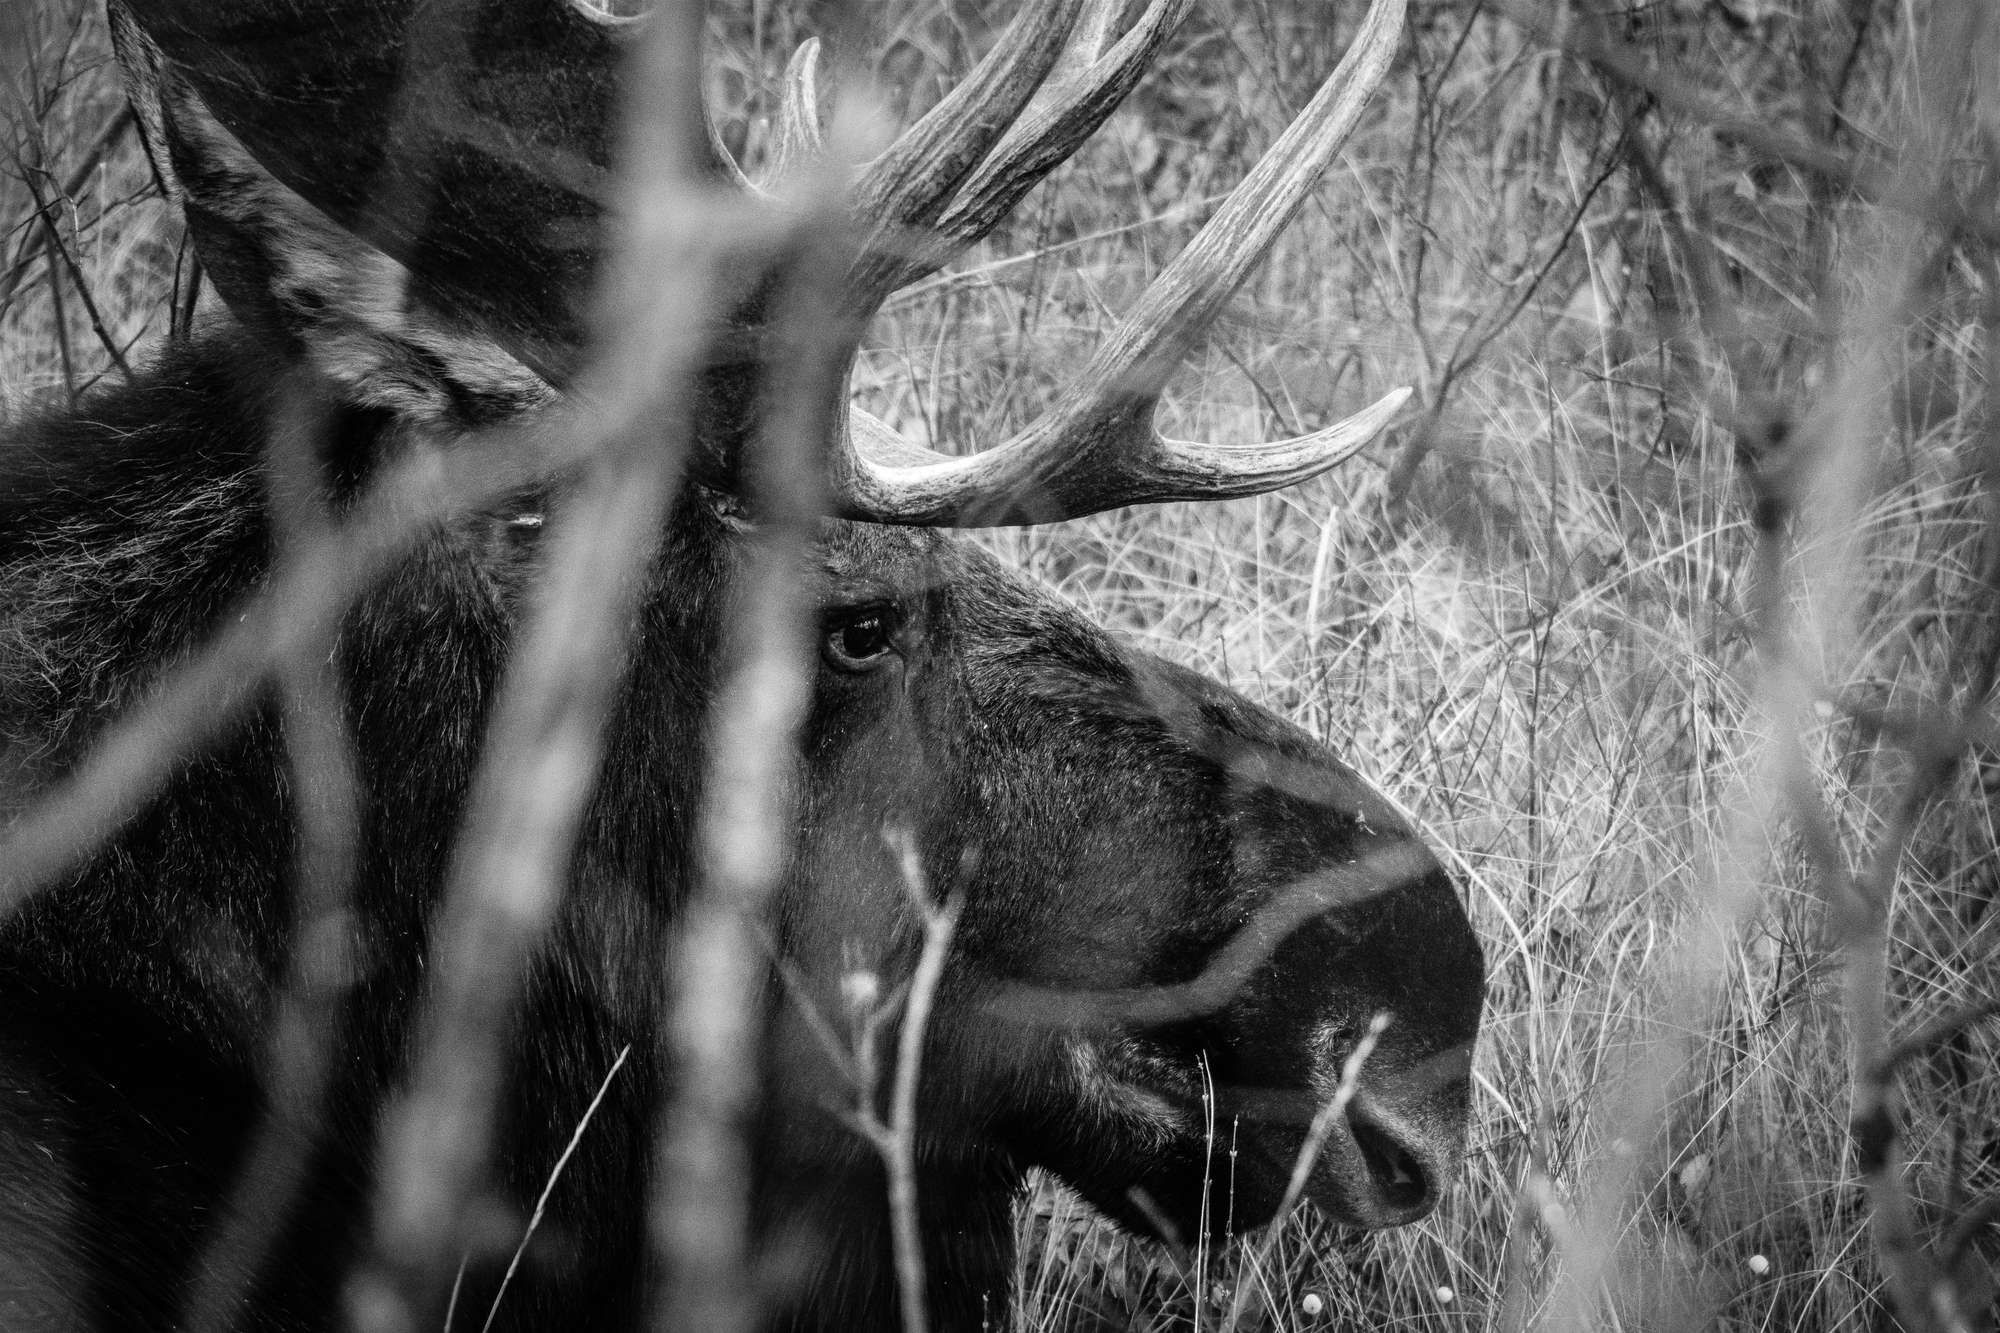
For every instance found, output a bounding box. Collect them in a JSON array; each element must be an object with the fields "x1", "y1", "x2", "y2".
[
  {"x1": 982, "y1": 842, "x2": 1435, "y2": 1030},
  {"x1": 357, "y1": 216, "x2": 713, "y2": 1333},
  {"x1": 180, "y1": 369, "x2": 364, "y2": 1333},
  {"x1": 0, "y1": 105, "x2": 134, "y2": 319},
  {"x1": 1729, "y1": 167, "x2": 2000, "y2": 1327},
  {"x1": 1739, "y1": 402, "x2": 1959, "y2": 1333},
  {"x1": 1219, "y1": 1012, "x2": 1388, "y2": 1333},
  {"x1": 1387, "y1": 126, "x2": 1626, "y2": 501},
  {"x1": 346, "y1": 6, "x2": 798, "y2": 1323},
  {"x1": 1942, "y1": 1194, "x2": 2000, "y2": 1273},
  {"x1": 1879, "y1": 1000, "x2": 2000, "y2": 1079},
  {"x1": 37, "y1": 191, "x2": 76, "y2": 400},
  {"x1": 882, "y1": 832, "x2": 963, "y2": 1333},
  {"x1": 650, "y1": 83, "x2": 865, "y2": 1333},
  {"x1": 479, "y1": 1044, "x2": 633, "y2": 1333},
  {"x1": 21, "y1": 164, "x2": 134, "y2": 381},
  {"x1": 171, "y1": 236, "x2": 201, "y2": 340}
]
